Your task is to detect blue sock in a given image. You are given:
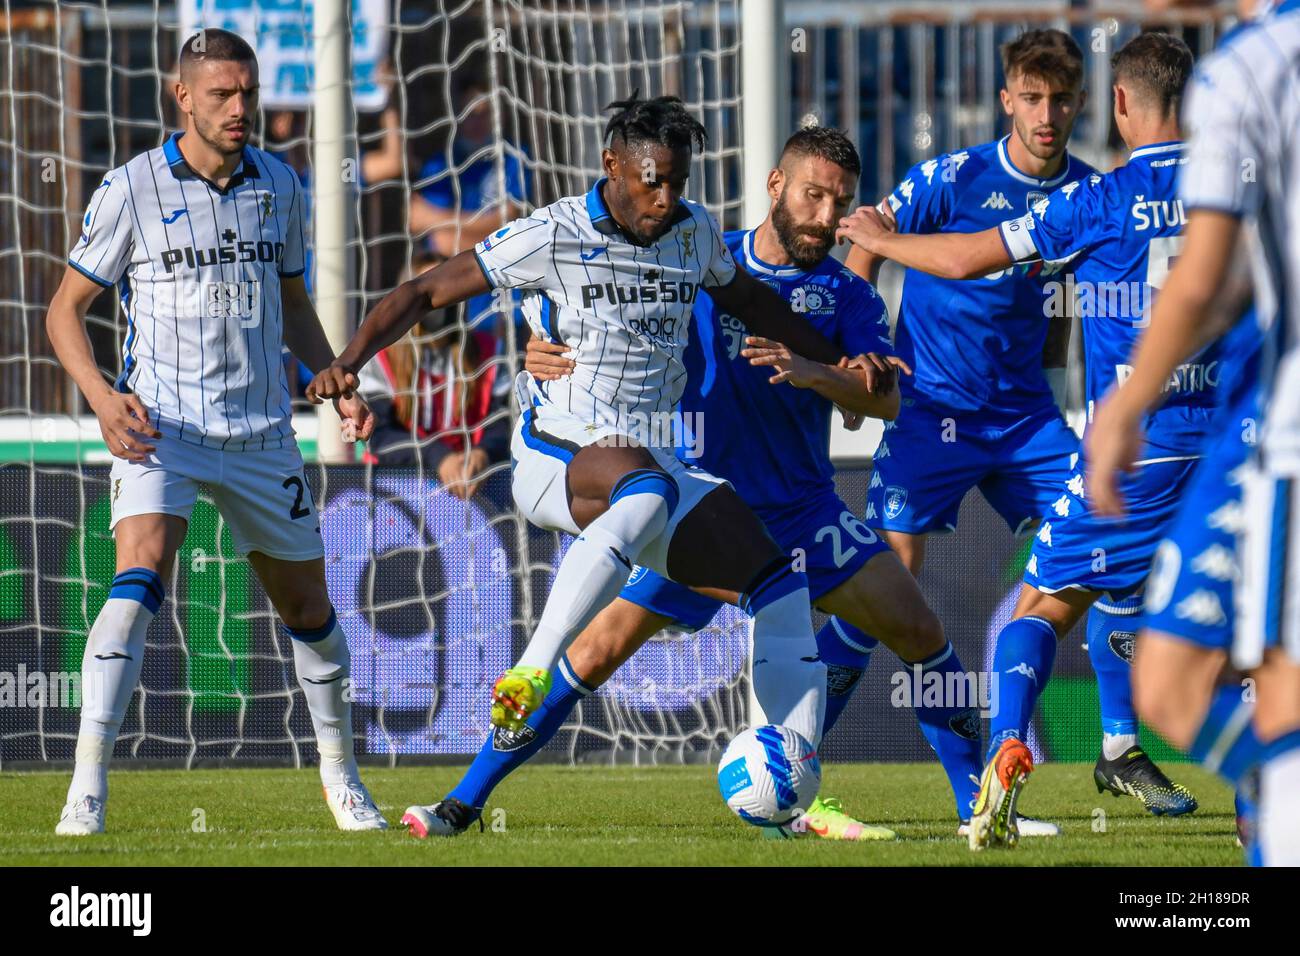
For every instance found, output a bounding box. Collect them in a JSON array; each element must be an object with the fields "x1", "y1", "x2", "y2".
[
  {"x1": 447, "y1": 655, "x2": 594, "y2": 811},
  {"x1": 907, "y1": 641, "x2": 984, "y2": 820},
  {"x1": 987, "y1": 616, "x2": 1058, "y2": 760},
  {"x1": 1087, "y1": 598, "x2": 1140, "y2": 739},
  {"x1": 815, "y1": 617, "x2": 877, "y2": 736},
  {"x1": 1188, "y1": 683, "x2": 1263, "y2": 786}
]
